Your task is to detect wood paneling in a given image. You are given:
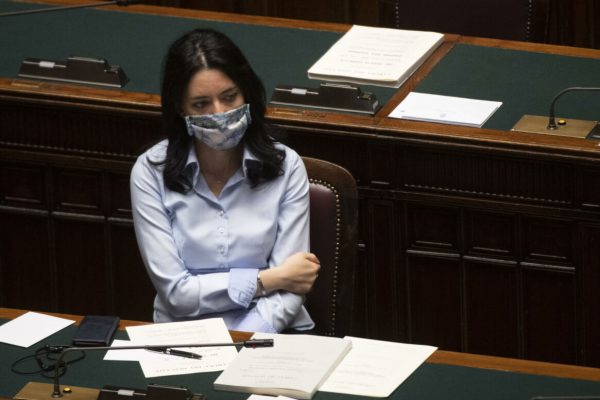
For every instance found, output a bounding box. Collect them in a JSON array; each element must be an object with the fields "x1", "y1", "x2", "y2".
[
  {"x1": 362, "y1": 197, "x2": 403, "y2": 341},
  {"x1": 55, "y1": 218, "x2": 108, "y2": 314},
  {"x1": 110, "y1": 223, "x2": 154, "y2": 320},
  {"x1": 151, "y1": 0, "x2": 600, "y2": 49},
  {"x1": 580, "y1": 224, "x2": 600, "y2": 365},
  {"x1": 0, "y1": 214, "x2": 53, "y2": 311},
  {"x1": 464, "y1": 259, "x2": 519, "y2": 358},
  {"x1": 407, "y1": 254, "x2": 462, "y2": 350},
  {"x1": 522, "y1": 267, "x2": 576, "y2": 364}
]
